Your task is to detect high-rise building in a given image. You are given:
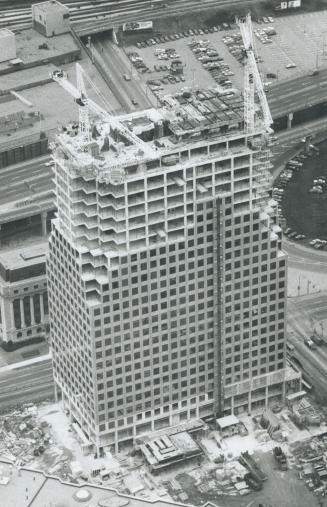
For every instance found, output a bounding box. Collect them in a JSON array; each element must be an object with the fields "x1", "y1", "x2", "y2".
[{"x1": 47, "y1": 89, "x2": 301, "y2": 454}]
